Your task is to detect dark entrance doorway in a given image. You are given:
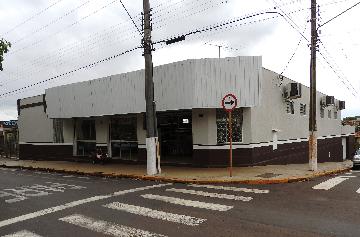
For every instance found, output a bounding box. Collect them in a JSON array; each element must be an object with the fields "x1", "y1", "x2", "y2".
[{"x1": 157, "y1": 110, "x2": 193, "y2": 164}]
